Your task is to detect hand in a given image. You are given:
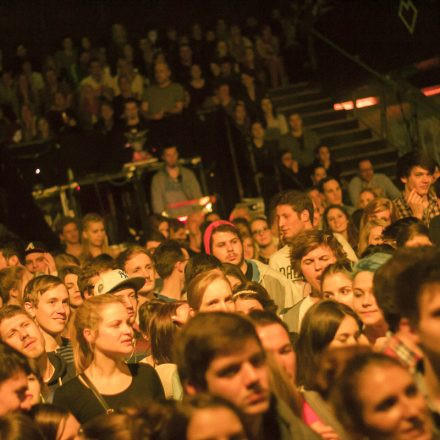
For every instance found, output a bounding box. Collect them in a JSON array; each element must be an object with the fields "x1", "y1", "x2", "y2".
[
  {"x1": 43, "y1": 253, "x2": 57, "y2": 276},
  {"x1": 291, "y1": 160, "x2": 299, "y2": 174},
  {"x1": 310, "y1": 421, "x2": 340, "y2": 440},
  {"x1": 406, "y1": 189, "x2": 425, "y2": 219}
]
